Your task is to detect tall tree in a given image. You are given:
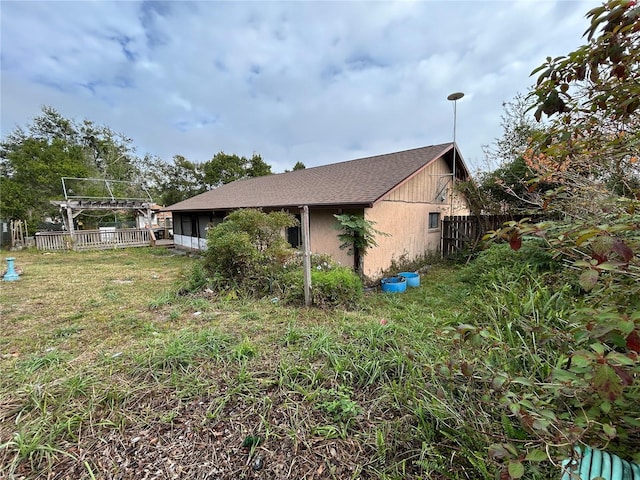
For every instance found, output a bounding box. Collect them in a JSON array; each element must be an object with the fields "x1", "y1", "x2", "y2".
[
  {"x1": 458, "y1": 94, "x2": 551, "y2": 216},
  {"x1": 1, "y1": 106, "x2": 142, "y2": 229},
  {"x1": 202, "y1": 152, "x2": 246, "y2": 187},
  {"x1": 145, "y1": 151, "x2": 274, "y2": 206},
  {"x1": 145, "y1": 154, "x2": 206, "y2": 206},
  {"x1": 80, "y1": 121, "x2": 140, "y2": 181},
  {"x1": 202, "y1": 151, "x2": 272, "y2": 188},
  {"x1": 0, "y1": 138, "x2": 90, "y2": 224},
  {"x1": 246, "y1": 153, "x2": 272, "y2": 178}
]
